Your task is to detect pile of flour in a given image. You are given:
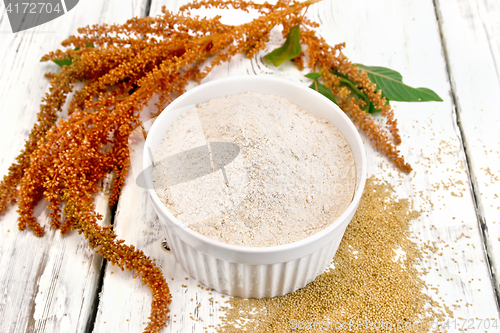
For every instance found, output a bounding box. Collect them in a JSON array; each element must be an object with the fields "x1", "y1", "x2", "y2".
[{"x1": 152, "y1": 92, "x2": 356, "y2": 247}]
